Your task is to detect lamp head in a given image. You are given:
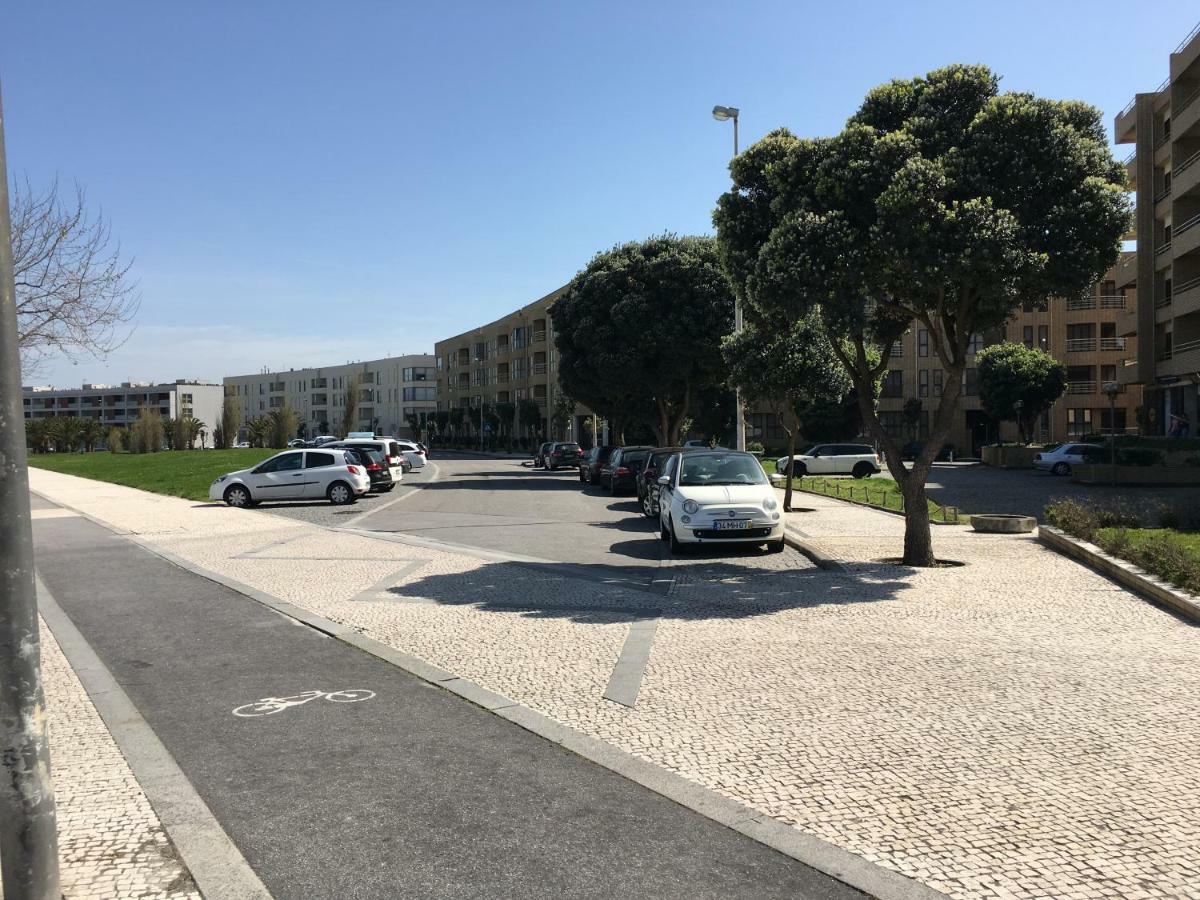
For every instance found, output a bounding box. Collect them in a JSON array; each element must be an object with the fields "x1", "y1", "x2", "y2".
[{"x1": 712, "y1": 105, "x2": 739, "y2": 122}]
